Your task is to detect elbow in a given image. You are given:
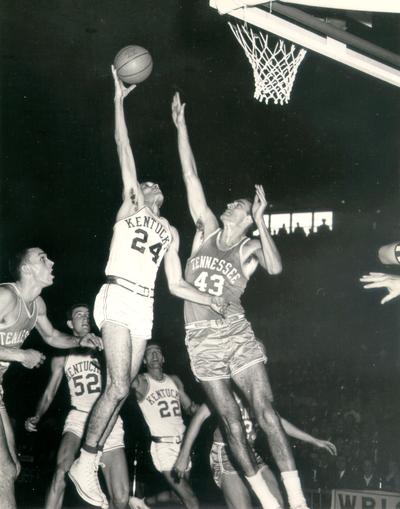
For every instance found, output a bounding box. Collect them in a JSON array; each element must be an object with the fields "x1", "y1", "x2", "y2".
[
  {"x1": 168, "y1": 282, "x2": 181, "y2": 297},
  {"x1": 269, "y1": 263, "x2": 282, "y2": 275}
]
